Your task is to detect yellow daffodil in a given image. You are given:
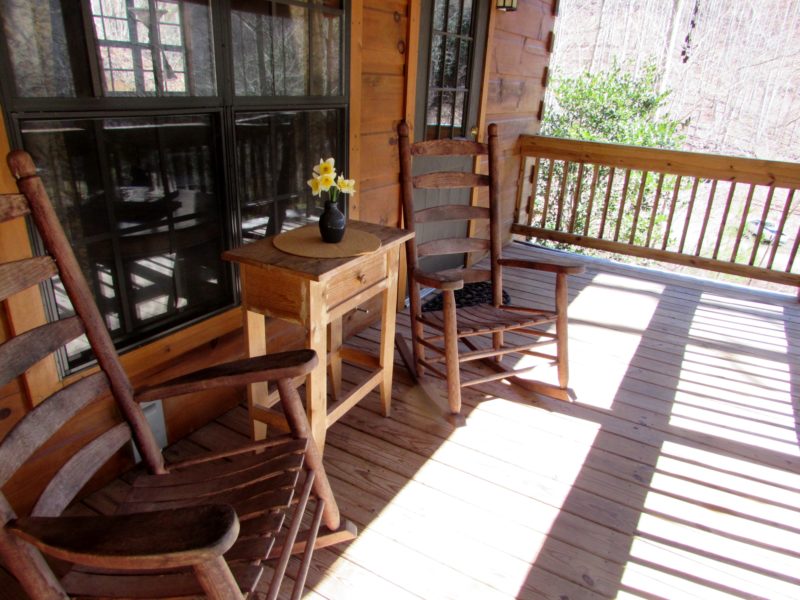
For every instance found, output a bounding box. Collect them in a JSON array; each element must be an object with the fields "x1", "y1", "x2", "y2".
[
  {"x1": 337, "y1": 175, "x2": 356, "y2": 194},
  {"x1": 307, "y1": 177, "x2": 321, "y2": 196},
  {"x1": 313, "y1": 157, "x2": 336, "y2": 178},
  {"x1": 319, "y1": 172, "x2": 336, "y2": 192}
]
